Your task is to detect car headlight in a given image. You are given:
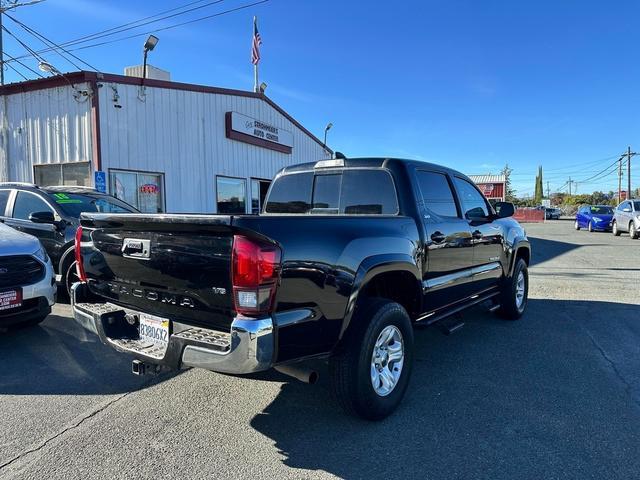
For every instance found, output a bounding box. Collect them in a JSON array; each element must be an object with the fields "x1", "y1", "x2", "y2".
[
  {"x1": 32, "y1": 245, "x2": 49, "y2": 263},
  {"x1": 592, "y1": 217, "x2": 602, "y2": 222}
]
